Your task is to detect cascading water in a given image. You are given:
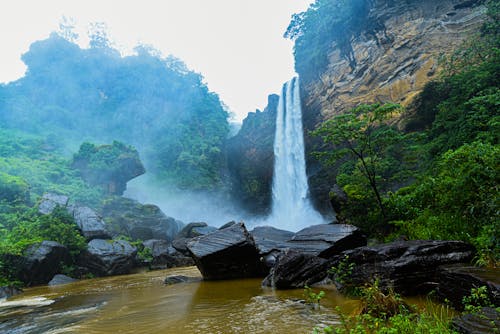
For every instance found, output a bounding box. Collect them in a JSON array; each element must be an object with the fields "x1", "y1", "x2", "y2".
[{"x1": 269, "y1": 77, "x2": 324, "y2": 231}]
